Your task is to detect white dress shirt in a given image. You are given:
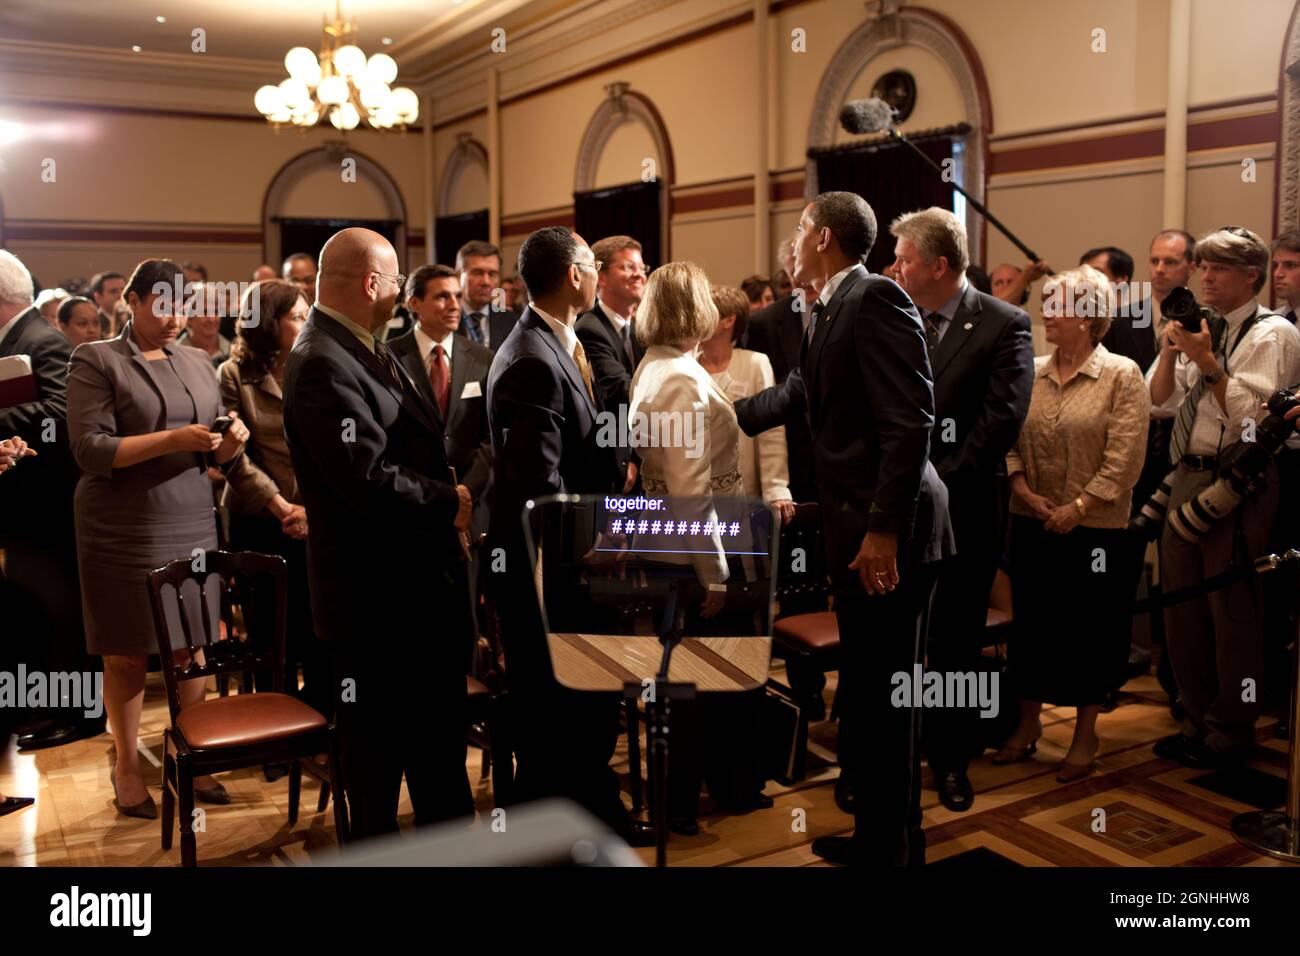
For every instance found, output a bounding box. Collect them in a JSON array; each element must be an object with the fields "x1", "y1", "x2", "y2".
[
  {"x1": 529, "y1": 301, "x2": 578, "y2": 359},
  {"x1": 413, "y1": 323, "x2": 455, "y2": 367},
  {"x1": 816, "y1": 264, "x2": 857, "y2": 310},
  {"x1": 1146, "y1": 299, "x2": 1300, "y2": 454}
]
